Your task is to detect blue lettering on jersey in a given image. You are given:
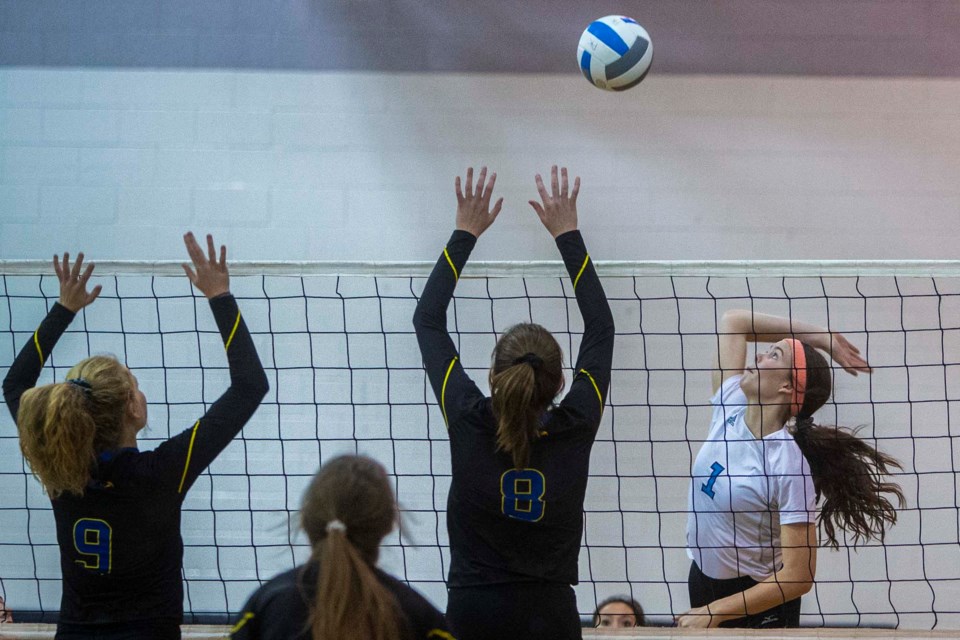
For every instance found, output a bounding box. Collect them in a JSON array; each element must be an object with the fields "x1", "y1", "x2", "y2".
[{"x1": 701, "y1": 461, "x2": 724, "y2": 499}]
